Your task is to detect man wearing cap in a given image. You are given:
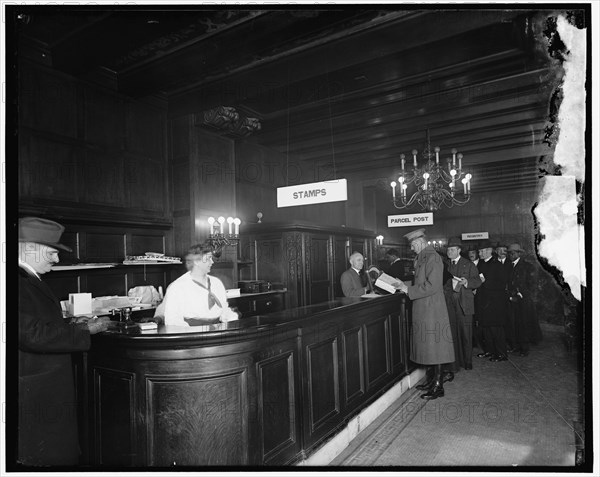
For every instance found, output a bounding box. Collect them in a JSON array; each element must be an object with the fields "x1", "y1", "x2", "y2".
[
  {"x1": 442, "y1": 237, "x2": 482, "y2": 373},
  {"x1": 394, "y1": 228, "x2": 455, "y2": 400},
  {"x1": 340, "y1": 251, "x2": 372, "y2": 297},
  {"x1": 18, "y1": 217, "x2": 109, "y2": 466},
  {"x1": 506, "y1": 243, "x2": 543, "y2": 356},
  {"x1": 474, "y1": 239, "x2": 509, "y2": 362}
]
